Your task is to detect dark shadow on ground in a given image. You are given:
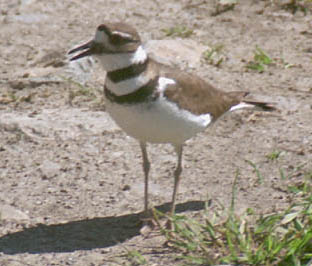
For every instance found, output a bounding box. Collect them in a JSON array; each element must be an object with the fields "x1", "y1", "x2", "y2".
[{"x1": 0, "y1": 200, "x2": 205, "y2": 254}]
